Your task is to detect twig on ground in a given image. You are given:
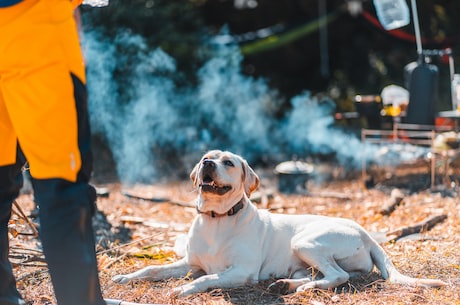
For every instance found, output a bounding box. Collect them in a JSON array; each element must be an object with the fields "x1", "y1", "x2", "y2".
[
  {"x1": 97, "y1": 233, "x2": 162, "y2": 255},
  {"x1": 13, "y1": 262, "x2": 47, "y2": 268},
  {"x1": 379, "y1": 189, "x2": 405, "y2": 216},
  {"x1": 308, "y1": 191, "x2": 352, "y2": 200},
  {"x1": 9, "y1": 253, "x2": 45, "y2": 264},
  {"x1": 9, "y1": 246, "x2": 45, "y2": 266},
  {"x1": 100, "y1": 252, "x2": 128, "y2": 270},
  {"x1": 17, "y1": 269, "x2": 48, "y2": 282},
  {"x1": 10, "y1": 246, "x2": 43, "y2": 254},
  {"x1": 122, "y1": 191, "x2": 194, "y2": 208},
  {"x1": 12, "y1": 200, "x2": 39, "y2": 237},
  {"x1": 386, "y1": 214, "x2": 448, "y2": 241}
]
